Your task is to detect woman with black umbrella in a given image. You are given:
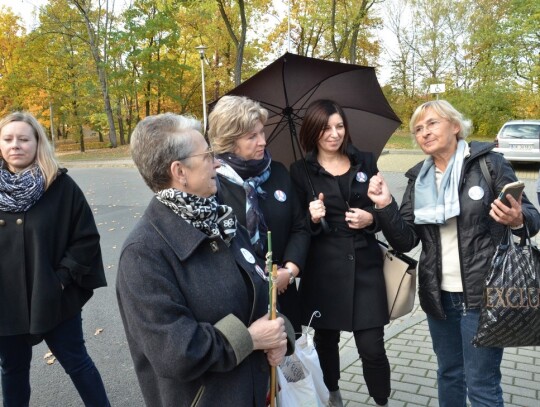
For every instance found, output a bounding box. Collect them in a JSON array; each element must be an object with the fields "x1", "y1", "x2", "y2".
[{"x1": 290, "y1": 99, "x2": 390, "y2": 407}]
